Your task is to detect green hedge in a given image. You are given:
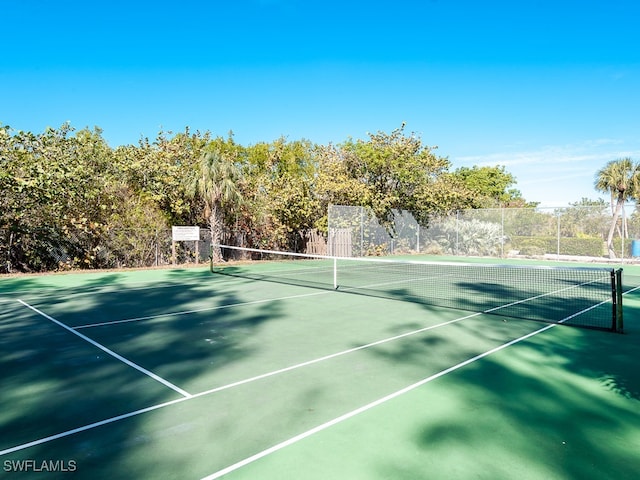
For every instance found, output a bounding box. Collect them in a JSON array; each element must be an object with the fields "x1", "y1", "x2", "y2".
[
  {"x1": 510, "y1": 236, "x2": 640, "y2": 257},
  {"x1": 613, "y1": 238, "x2": 640, "y2": 257},
  {"x1": 510, "y1": 236, "x2": 604, "y2": 257}
]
